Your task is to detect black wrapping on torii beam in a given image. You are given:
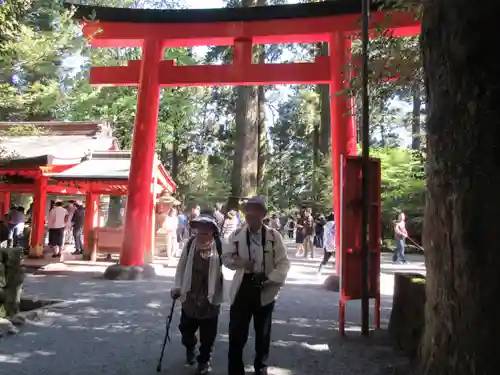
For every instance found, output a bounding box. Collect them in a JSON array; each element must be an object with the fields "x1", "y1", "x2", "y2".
[{"x1": 65, "y1": 0, "x2": 395, "y2": 24}]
